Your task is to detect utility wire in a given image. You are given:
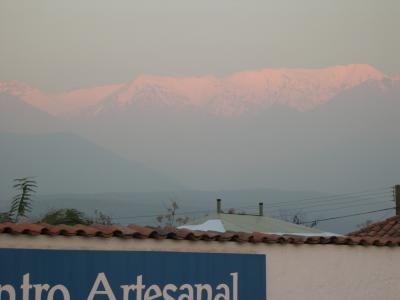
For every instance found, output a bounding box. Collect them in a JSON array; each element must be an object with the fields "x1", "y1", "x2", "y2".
[
  {"x1": 302, "y1": 207, "x2": 395, "y2": 225},
  {"x1": 110, "y1": 186, "x2": 394, "y2": 222},
  {"x1": 265, "y1": 190, "x2": 392, "y2": 209},
  {"x1": 263, "y1": 187, "x2": 390, "y2": 207},
  {"x1": 267, "y1": 193, "x2": 393, "y2": 212},
  {"x1": 302, "y1": 200, "x2": 393, "y2": 215},
  {"x1": 110, "y1": 198, "x2": 392, "y2": 222},
  {"x1": 272, "y1": 199, "x2": 393, "y2": 216}
]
